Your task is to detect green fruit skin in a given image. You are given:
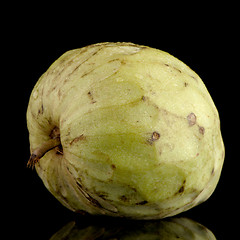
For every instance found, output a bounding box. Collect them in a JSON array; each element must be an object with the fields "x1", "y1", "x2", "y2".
[{"x1": 27, "y1": 42, "x2": 224, "y2": 219}]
